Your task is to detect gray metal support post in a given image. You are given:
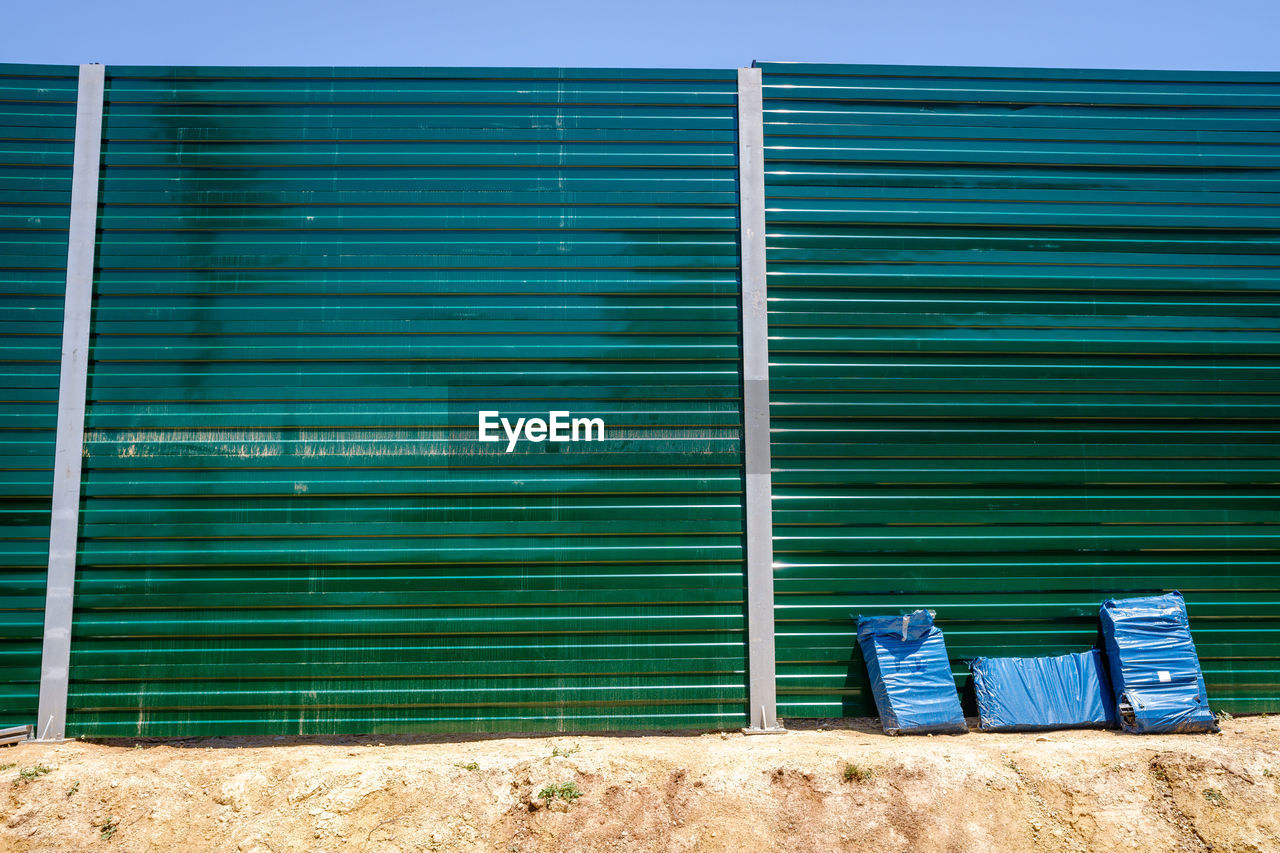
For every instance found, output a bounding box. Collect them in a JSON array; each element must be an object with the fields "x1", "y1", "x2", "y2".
[
  {"x1": 737, "y1": 67, "x2": 783, "y2": 733},
  {"x1": 36, "y1": 63, "x2": 104, "y2": 741}
]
